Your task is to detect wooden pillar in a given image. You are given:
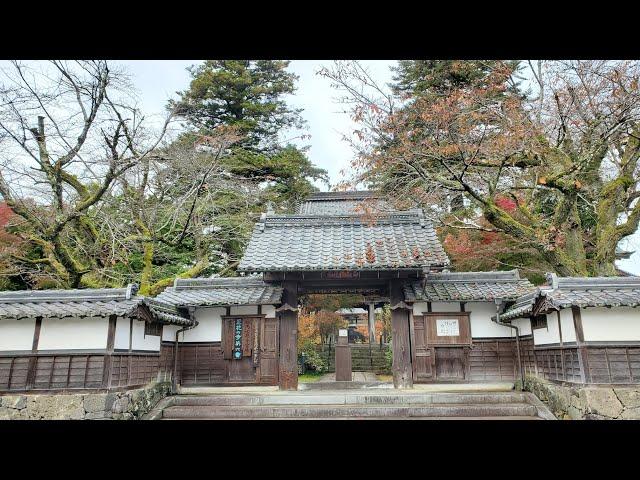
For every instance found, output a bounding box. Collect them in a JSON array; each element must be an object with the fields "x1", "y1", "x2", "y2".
[
  {"x1": 25, "y1": 316, "x2": 42, "y2": 390},
  {"x1": 102, "y1": 314, "x2": 117, "y2": 389},
  {"x1": 368, "y1": 302, "x2": 376, "y2": 343},
  {"x1": 390, "y1": 280, "x2": 413, "y2": 389},
  {"x1": 572, "y1": 306, "x2": 590, "y2": 383},
  {"x1": 278, "y1": 280, "x2": 299, "y2": 390}
]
